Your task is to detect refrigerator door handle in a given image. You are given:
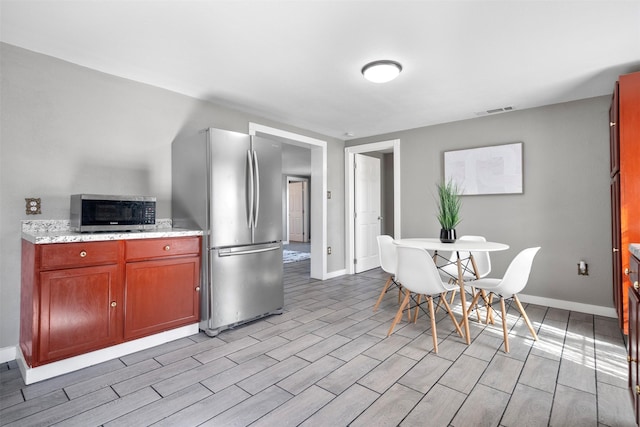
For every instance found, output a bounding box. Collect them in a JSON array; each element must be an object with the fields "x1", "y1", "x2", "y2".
[
  {"x1": 253, "y1": 150, "x2": 260, "y2": 228},
  {"x1": 247, "y1": 149, "x2": 254, "y2": 228},
  {"x1": 218, "y1": 245, "x2": 280, "y2": 257}
]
